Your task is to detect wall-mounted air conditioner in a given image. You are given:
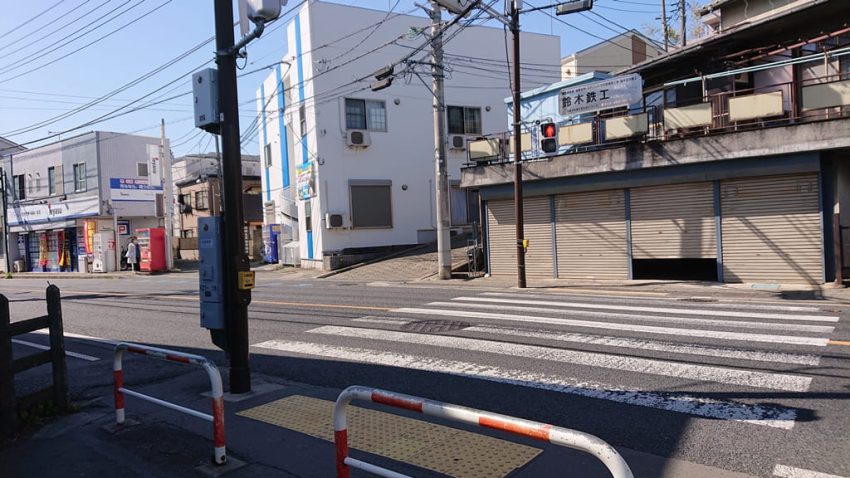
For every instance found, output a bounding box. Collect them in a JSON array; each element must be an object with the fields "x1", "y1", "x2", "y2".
[
  {"x1": 449, "y1": 135, "x2": 466, "y2": 150},
  {"x1": 325, "y1": 212, "x2": 349, "y2": 229},
  {"x1": 345, "y1": 130, "x2": 371, "y2": 147}
]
